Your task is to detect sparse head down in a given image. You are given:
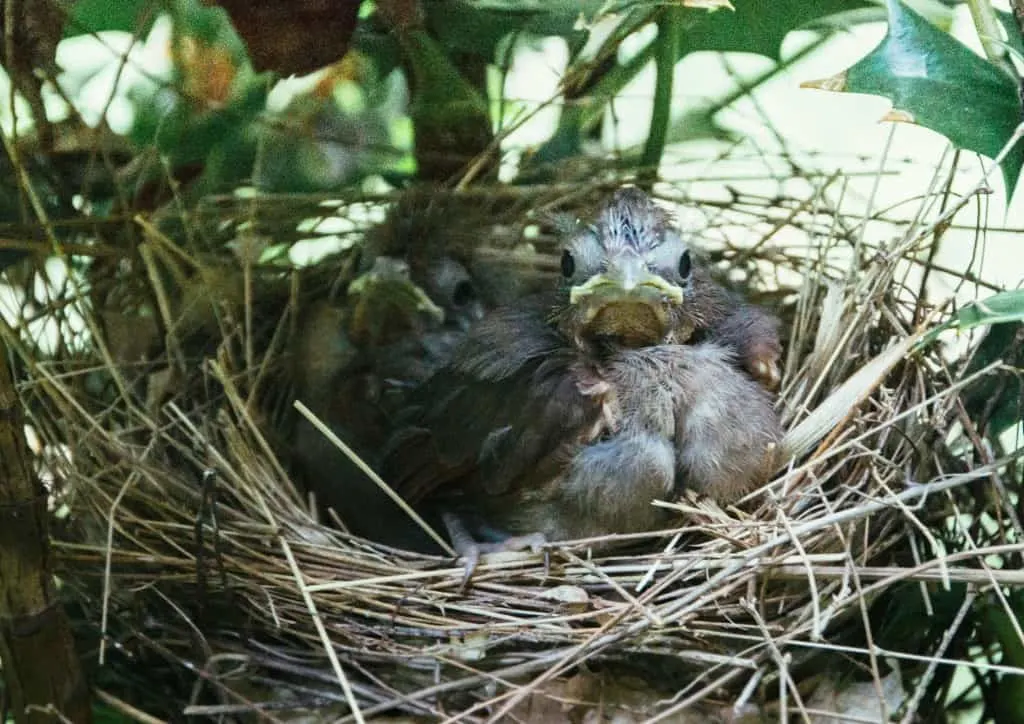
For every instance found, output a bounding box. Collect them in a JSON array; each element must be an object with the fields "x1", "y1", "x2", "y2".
[
  {"x1": 595, "y1": 186, "x2": 675, "y2": 255},
  {"x1": 555, "y1": 187, "x2": 700, "y2": 349}
]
